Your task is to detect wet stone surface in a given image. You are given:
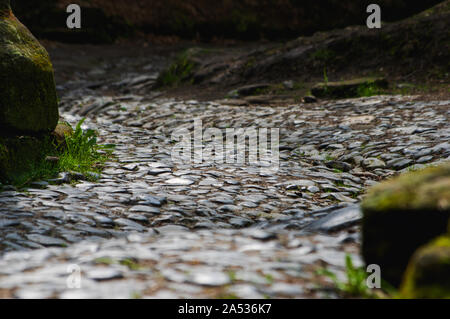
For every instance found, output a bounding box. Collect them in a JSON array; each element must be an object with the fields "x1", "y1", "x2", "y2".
[{"x1": 0, "y1": 55, "x2": 449, "y2": 298}]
